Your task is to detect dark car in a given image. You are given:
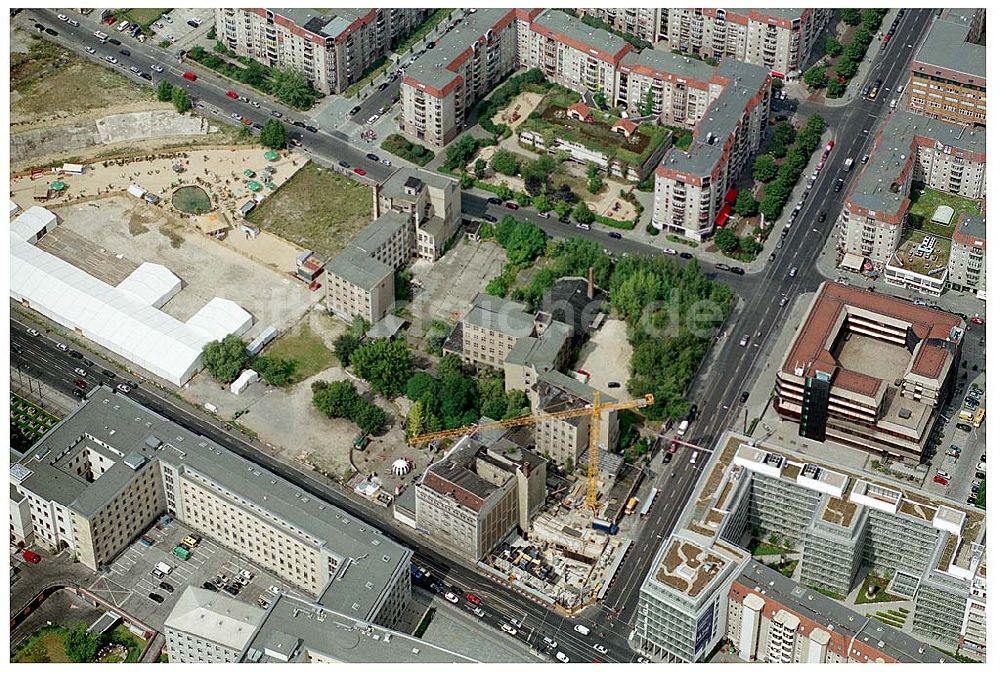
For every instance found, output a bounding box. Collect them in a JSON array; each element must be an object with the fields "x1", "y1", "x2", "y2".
[
  {"x1": 252, "y1": 122, "x2": 263, "y2": 130},
  {"x1": 202, "y1": 581, "x2": 219, "y2": 592},
  {"x1": 426, "y1": 41, "x2": 436, "y2": 49},
  {"x1": 338, "y1": 161, "x2": 351, "y2": 169},
  {"x1": 186, "y1": 19, "x2": 200, "y2": 28},
  {"x1": 834, "y1": 178, "x2": 844, "y2": 192},
  {"x1": 292, "y1": 120, "x2": 306, "y2": 128},
  {"x1": 34, "y1": 22, "x2": 44, "y2": 30},
  {"x1": 483, "y1": 214, "x2": 498, "y2": 223},
  {"x1": 378, "y1": 82, "x2": 390, "y2": 91},
  {"x1": 739, "y1": 391, "x2": 750, "y2": 404},
  {"x1": 957, "y1": 423, "x2": 973, "y2": 432},
  {"x1": 120, "y1": 49, "x2": 131, "y2": 56},
  {"x1": 69, "y1": 350, "x2": 84, "y2": 359},
  {"x1": 486, "y1": 197, "x2": 503, "y2": 205},
  {"x1": 102, "y1": 369, "x2": 116, "y2": 379},
  {"x1": 140, "y1": 72, "x2": 152, "y2": 80},
  {"x1": 558, "y1": 215, "x2": 571, "y2": 224},
  {"x1": 975, "y1": 471, "x2": 986, "y2": 480},
  {"x1": 148, "y1": 593, "x2": 164, "y2": 603},
  {"x1": 504, "y1": 202, "x2": 519, "y2": 210},
  {"x1": 818, "y1": 212, "x2": 827, "y2": 223},
  {"x1": 304, "y1": 125, "x2": 318, "y2": 133},
  {"x1": 72, "y1": 388, "x2": 86, "y2": 399},
  {"x1": 729, "y1": 267, "x2": 745, "y2": 275},
  {"x1": 679, "y1": 252, "x2": 694, "y2": 259},
  {"x1": 607, "y1": 231, "x2": 622, "y2": 239},
  {"x1": 45, "y1": 28, "x2": 59, "y2": 36},
  {"x1": 349, "y1": 106, "x2": 361, "y2": 116},
  {"x1": 608, "y1": 381, "x2": 621, "y2": 388},
  {"x1": 366, "y1": 153, "x2": 379, "y2": 161},
  {"x1": 663, "y1": 452, "x2": 673, "y2": 464},
  {"x1": 160, "y1": 581, "x2": 175, "y2": 593},
  {"x1": 715, "y1": 262, "x2": 730, "y2": 271}
]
